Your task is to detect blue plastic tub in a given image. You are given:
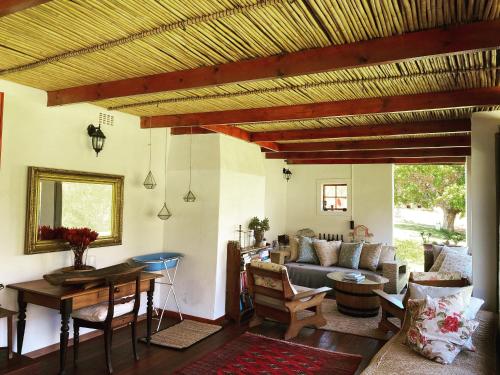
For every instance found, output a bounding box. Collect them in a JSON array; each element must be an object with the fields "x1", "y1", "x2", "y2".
[{"x1": 132, "y1": 252, "x2": 183, "y2": 272}]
